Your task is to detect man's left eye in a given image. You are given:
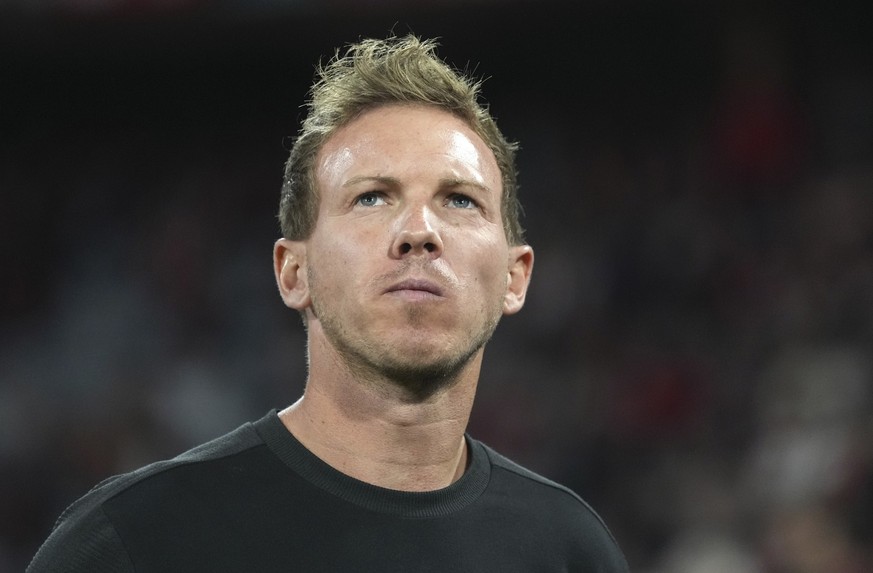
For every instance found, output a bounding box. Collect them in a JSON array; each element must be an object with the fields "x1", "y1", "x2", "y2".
[{"x1": 448, "y1": 195, "x2": 476, "y2": 209}]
